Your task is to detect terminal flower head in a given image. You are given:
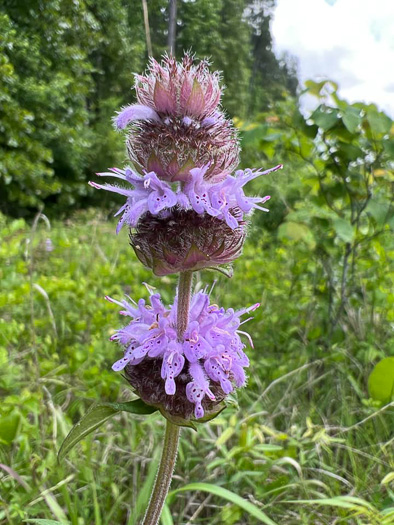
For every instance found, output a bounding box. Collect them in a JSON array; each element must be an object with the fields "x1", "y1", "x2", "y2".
[
  {"x1": 117, "y1": 53, "x2": 222, "y2": 123},
  {"x1": 113, "y1": 53, "x2": 239, "y2": 182}
]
